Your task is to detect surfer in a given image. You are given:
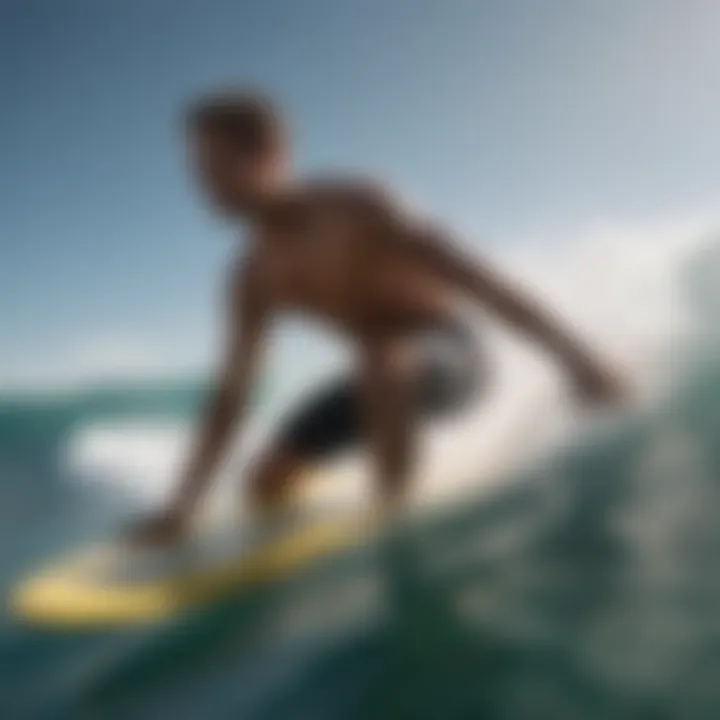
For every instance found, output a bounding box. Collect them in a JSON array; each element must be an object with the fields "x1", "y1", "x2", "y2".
[{"x1": 132, "y1": 89, "x2": 625, "y2": 543}]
